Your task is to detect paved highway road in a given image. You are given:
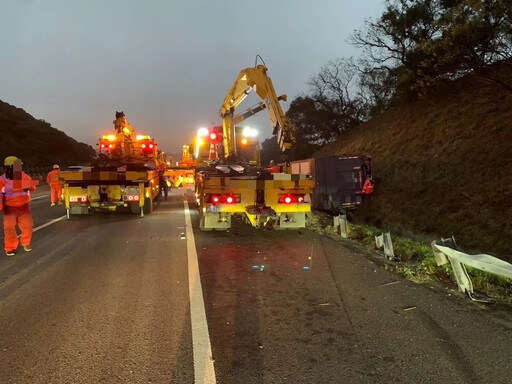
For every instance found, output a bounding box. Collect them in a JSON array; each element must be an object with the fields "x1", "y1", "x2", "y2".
[{"x1": 0, "y1": 186, "x2": 511, "y2": 383}]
